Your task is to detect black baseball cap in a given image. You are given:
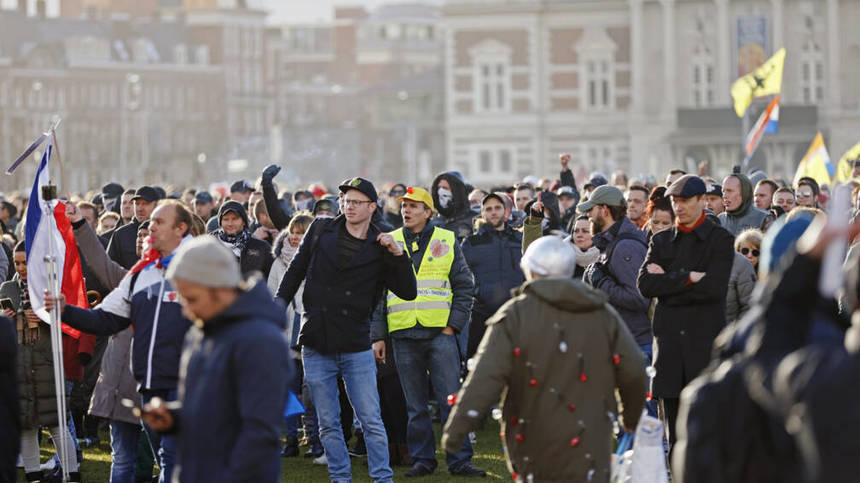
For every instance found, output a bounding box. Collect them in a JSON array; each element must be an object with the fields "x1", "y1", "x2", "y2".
[
  {"x1": 481, "y1": 192, "x2": 506, "y2": 207},
  {"x1": 230, "y1": 180, "x2": 254, "y2": 193},
  {"x1": 194, "y1": 191, "x2": 214, "y2": 204},
  {"x1": 132, "y1": 186, "x2": 162, "y2": 203},
  {"x1": 705, "y1": 183, "x2": 723, "y2": 197},
  {"x1": 338, "y1": 177, "x2": 378, "y2": 204},
  {"x1": 101, "y1": 182, "x2": 124, "y2": 199}
]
